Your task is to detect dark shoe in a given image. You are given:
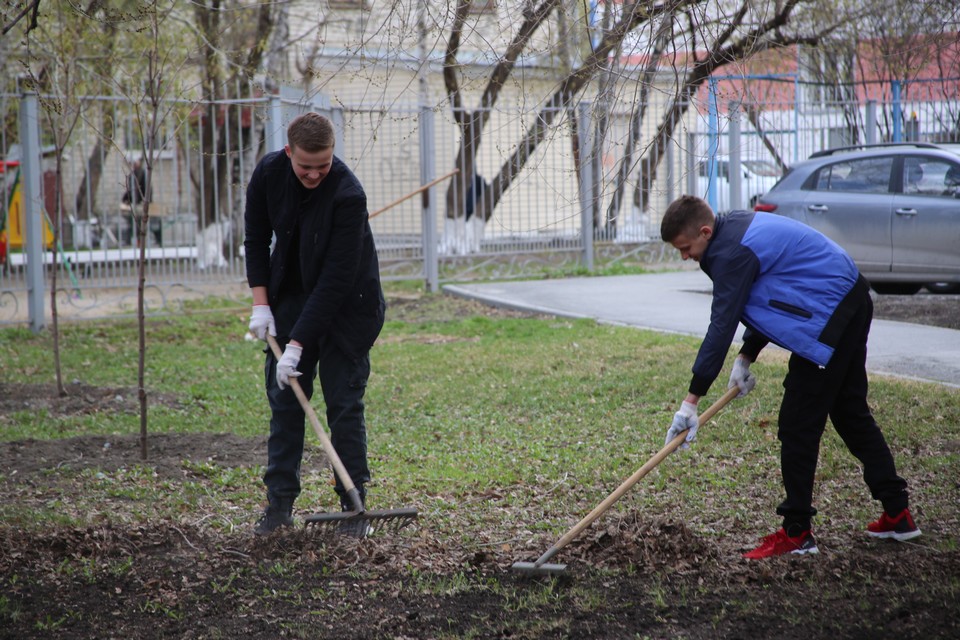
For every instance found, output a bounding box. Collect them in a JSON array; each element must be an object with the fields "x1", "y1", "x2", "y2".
[
  {"x1": 254, "y1": 503, "x2": 294, "y2": 536},
  {"x1": 337, "y1": 497, "x2": 372, "y2": 539},
  {"x1": 867, "y1": 508, "x2": 921, "y2": 541},
  {"x1": 743, "y1": 528, "x2": 819, "y2": 559},
  {"x1": 337, "y1": 517, "x2": 373, "y2": 539}
]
